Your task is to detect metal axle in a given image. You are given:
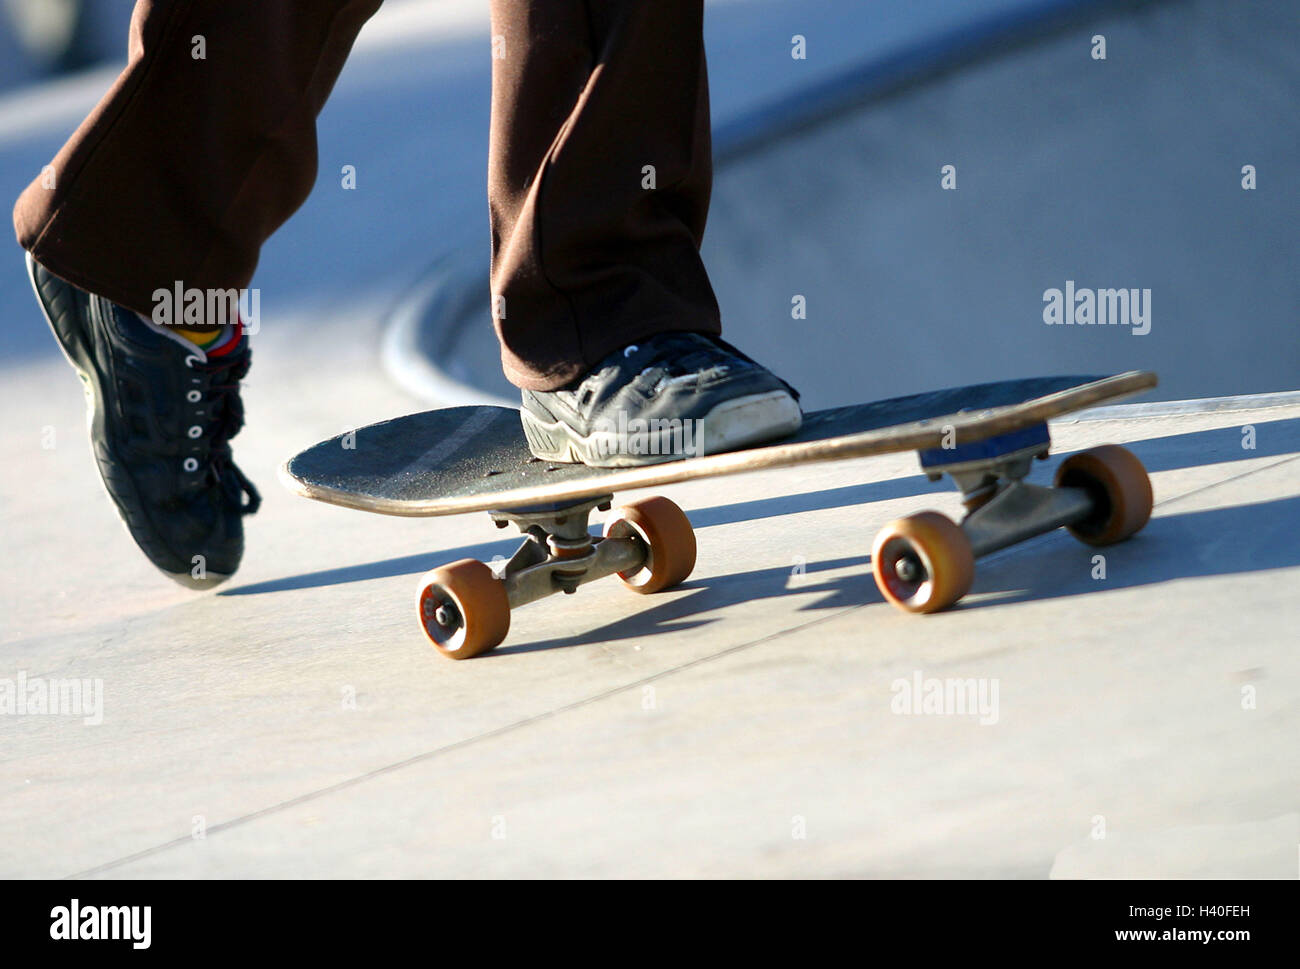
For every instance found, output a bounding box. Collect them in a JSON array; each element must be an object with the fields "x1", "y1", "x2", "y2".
[{"x1": 942, "y1": 452, "x2": 1094, "y2": 557}]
